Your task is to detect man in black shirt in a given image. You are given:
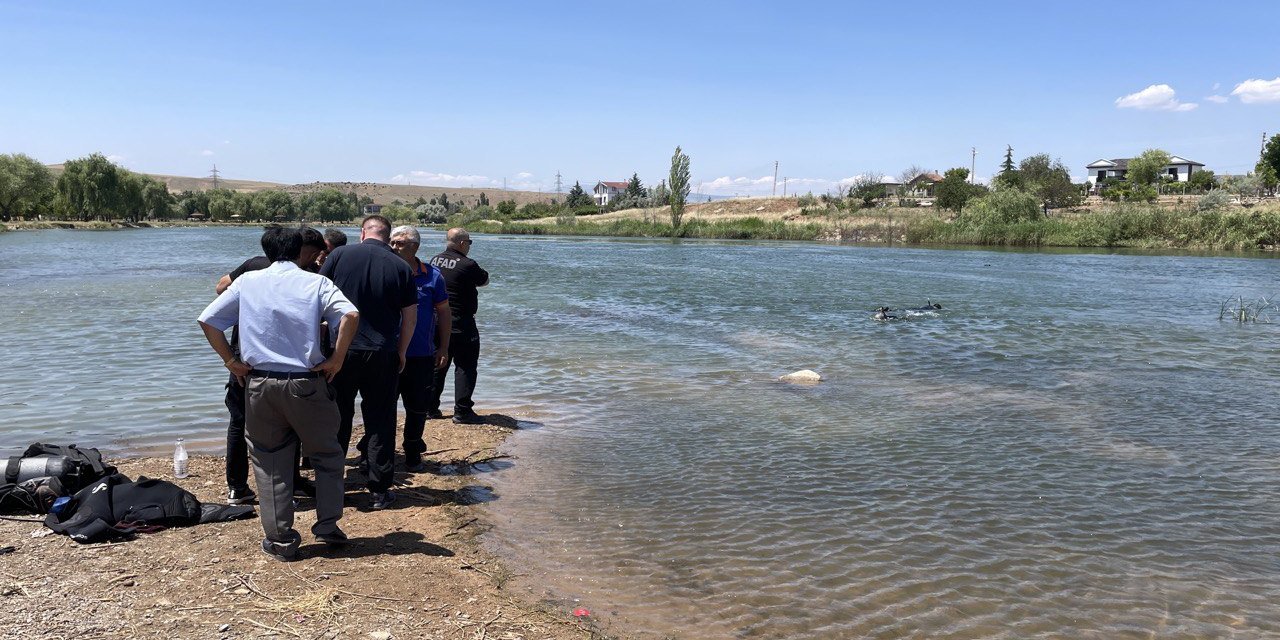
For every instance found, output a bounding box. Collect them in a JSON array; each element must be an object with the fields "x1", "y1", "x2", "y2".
[
  {"x1": 319, "y1": 215, "x2": 417, "y2": 509},
  {"x1": 428, "y1": 228, "x2": 490, "y2": 424}
]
